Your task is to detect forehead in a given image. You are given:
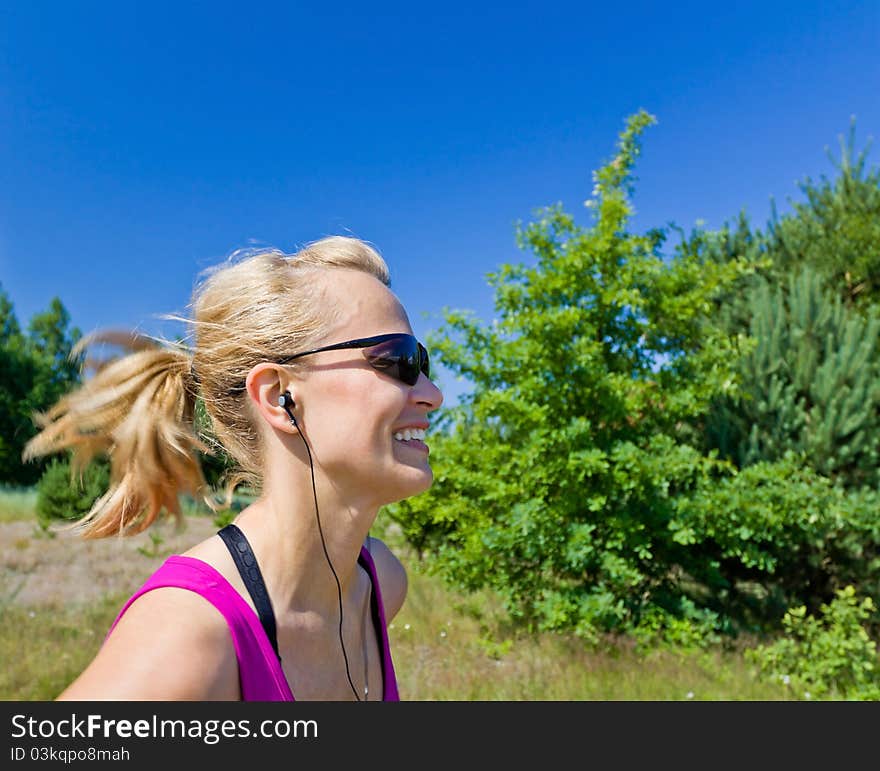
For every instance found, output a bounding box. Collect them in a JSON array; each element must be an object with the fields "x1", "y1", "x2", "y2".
[{"x1": 317, "y1": 268, "x2": 412, "y2": 337}]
